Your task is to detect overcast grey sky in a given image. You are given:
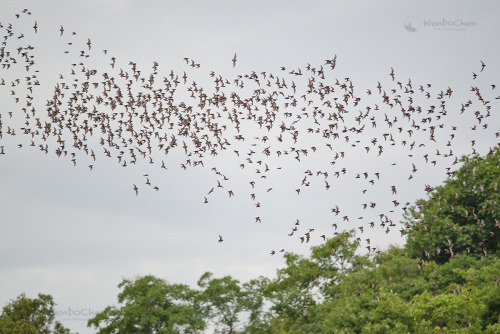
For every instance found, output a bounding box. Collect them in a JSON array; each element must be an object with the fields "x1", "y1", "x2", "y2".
[{"x1": 1, "y1": 1, "x2": 499, "y2": 333}]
